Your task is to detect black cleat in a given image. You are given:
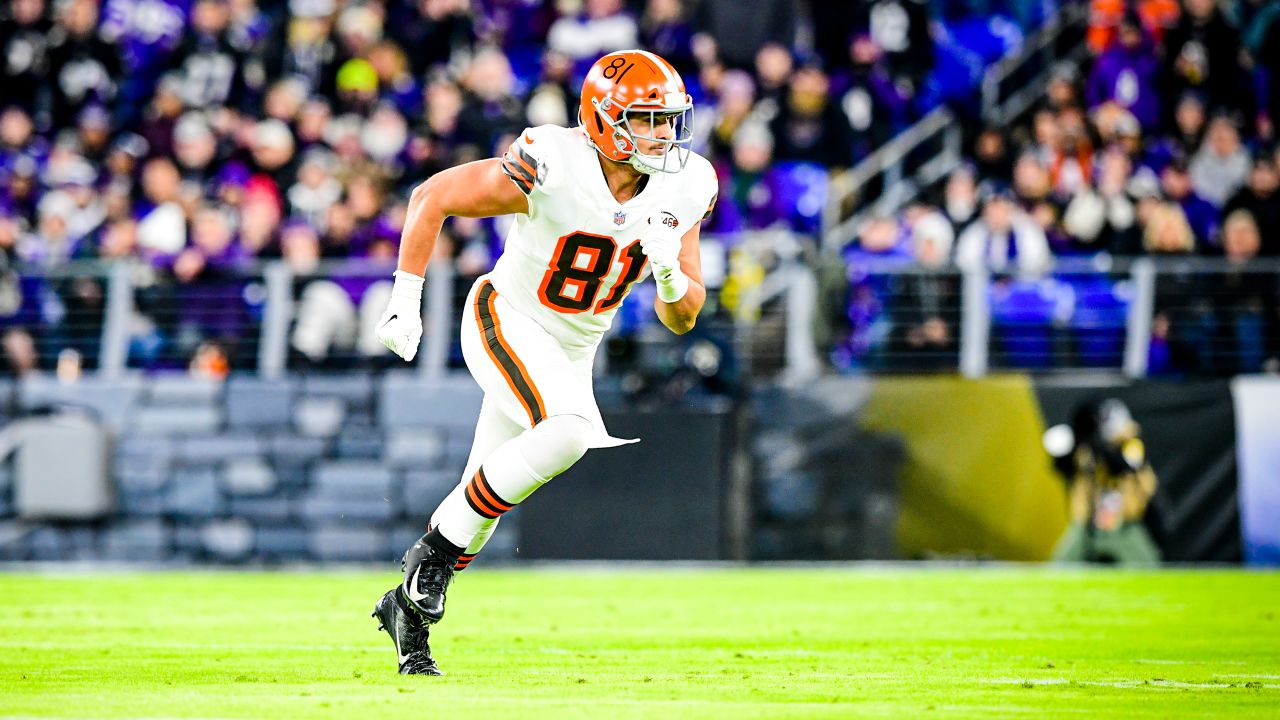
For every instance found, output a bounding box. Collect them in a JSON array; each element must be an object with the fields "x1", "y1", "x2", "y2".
[
  {"x1": 400, "y1": 535, "x2": 457, "y2": 624},
  {"x1": 372, "y1": 587, "x2": 443, "y2": 675}
]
